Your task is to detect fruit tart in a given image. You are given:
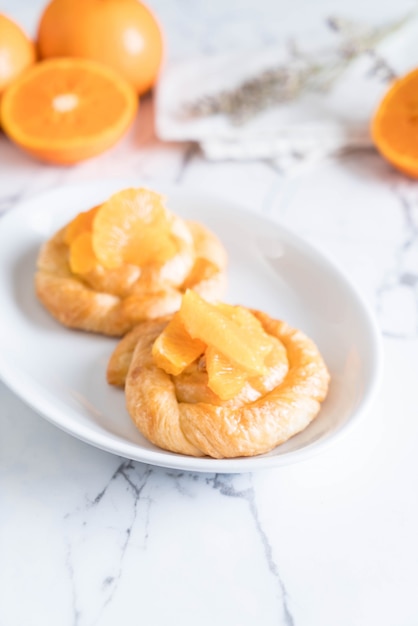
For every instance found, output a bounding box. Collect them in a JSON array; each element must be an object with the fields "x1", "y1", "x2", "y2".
[
  {"x1": 35, "y1": 188, "x2": 227, "y2": 336},
  {"x1": 107, "y1": 290, "x2": 330, "y2": 459}
]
